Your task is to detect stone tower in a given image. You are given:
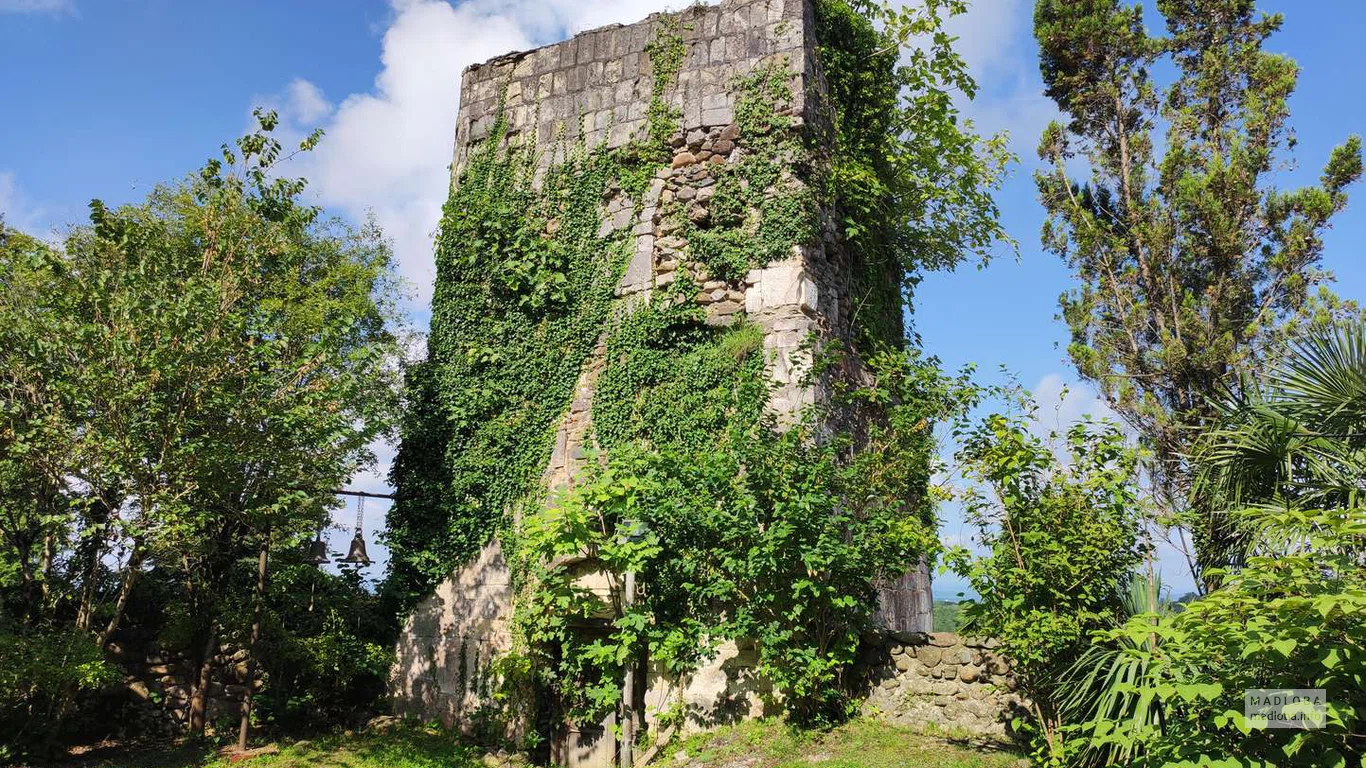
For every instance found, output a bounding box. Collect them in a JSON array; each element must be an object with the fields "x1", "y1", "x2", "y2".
[{"x1": 389, "y1": 0, "x2": 932, "y2": 764}]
